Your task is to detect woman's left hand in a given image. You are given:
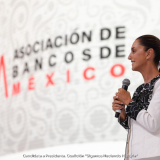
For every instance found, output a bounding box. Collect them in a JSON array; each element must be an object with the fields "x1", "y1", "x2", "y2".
[{"x1": 115, "y1": 88, "x2": 132, "y2": 105}]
